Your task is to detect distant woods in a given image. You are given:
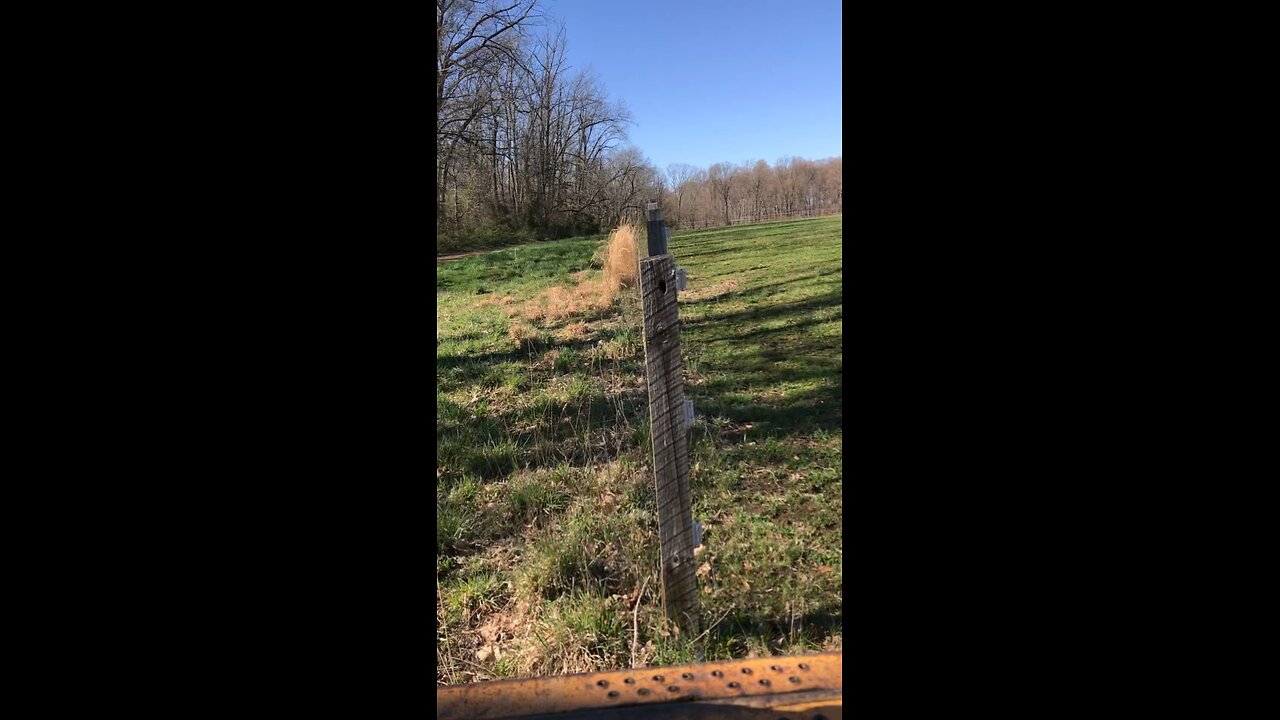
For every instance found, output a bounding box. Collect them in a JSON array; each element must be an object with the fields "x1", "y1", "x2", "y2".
[
  {"x1": 437, "y1": 0, "x2": 841, "y2": 252},
  {"x1": 657, "y1": 157, "x2": 842, "y2": 231}
]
